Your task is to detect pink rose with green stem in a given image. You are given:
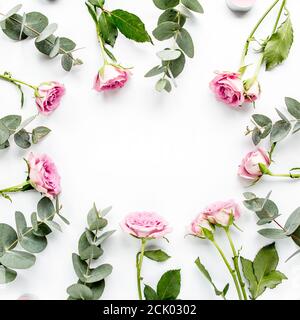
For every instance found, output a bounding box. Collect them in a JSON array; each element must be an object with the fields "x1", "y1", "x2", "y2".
[
  {"x1": 0, "y1": 152, "x2": 61, "y2": 201},
  {"x1": 121, "y1": 211, "x2": 171, "y2": 300}
]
